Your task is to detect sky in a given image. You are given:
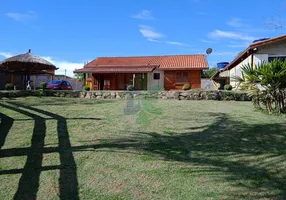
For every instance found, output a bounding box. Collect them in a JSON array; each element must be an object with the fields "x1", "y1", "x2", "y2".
[{"x1": 0, "y1": 0, "x2": 286, "y2": 77}]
